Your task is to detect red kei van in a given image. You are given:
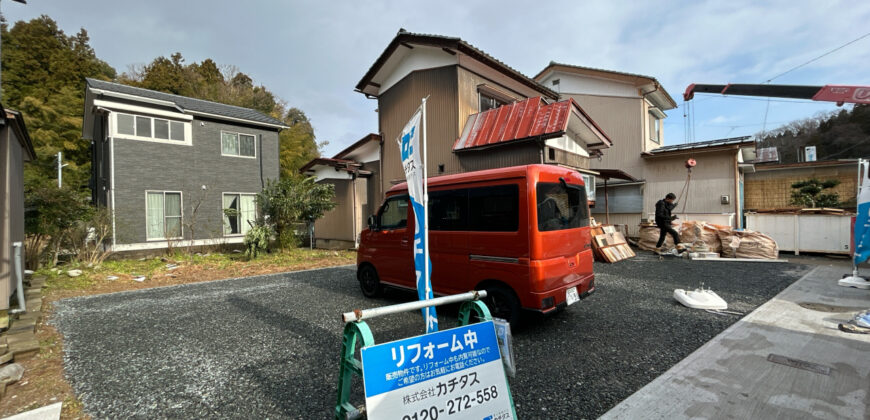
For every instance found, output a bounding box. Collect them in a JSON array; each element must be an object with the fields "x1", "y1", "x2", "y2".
[{"x1": 356, "y1": 164, "x2": 595, "y2": 323}]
